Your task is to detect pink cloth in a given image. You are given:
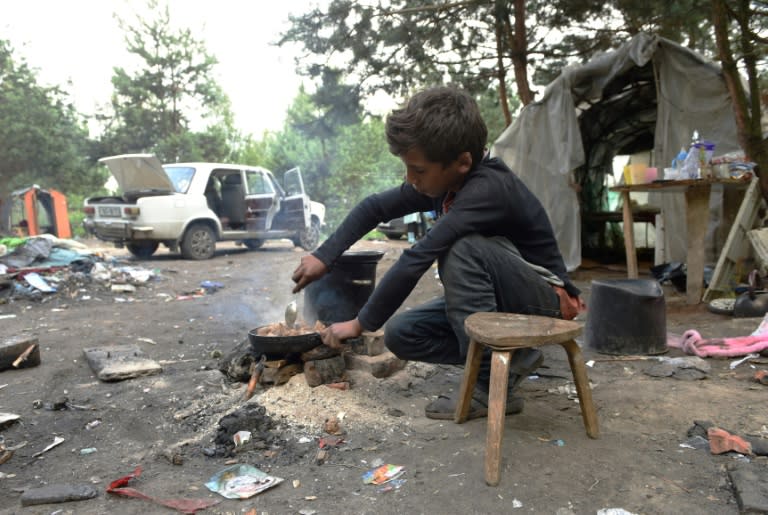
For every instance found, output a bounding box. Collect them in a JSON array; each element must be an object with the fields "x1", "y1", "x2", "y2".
[{"x1": 668, "y1": 330, "x2": 768, "y2": 358}]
